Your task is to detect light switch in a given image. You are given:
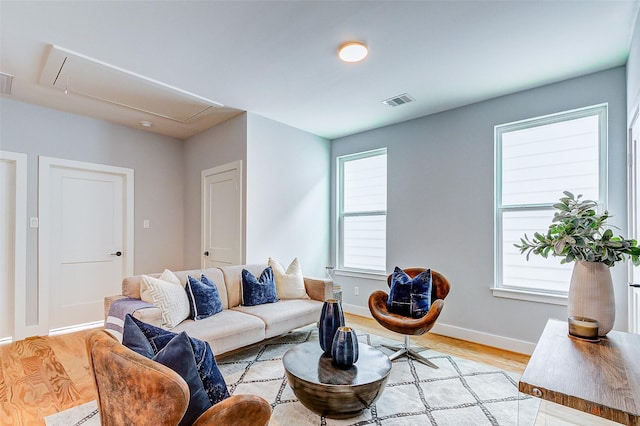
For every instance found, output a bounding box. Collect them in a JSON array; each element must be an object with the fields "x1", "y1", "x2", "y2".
[
  {"x1": 143, "y1": 219, "x2": 150, "y2": 229},
  {"x1": 30, "y1": 217, "x2": 39, "y2": 228}
]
